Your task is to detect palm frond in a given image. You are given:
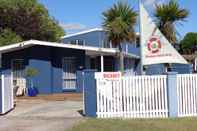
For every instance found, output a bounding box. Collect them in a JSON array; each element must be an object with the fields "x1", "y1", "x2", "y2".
[
  {"x1": 102, "y1": 1, "x2": 137, "y2": 46},
  {"x1": 154, "y1": 0, "x2": 189, "y2": 43}
]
